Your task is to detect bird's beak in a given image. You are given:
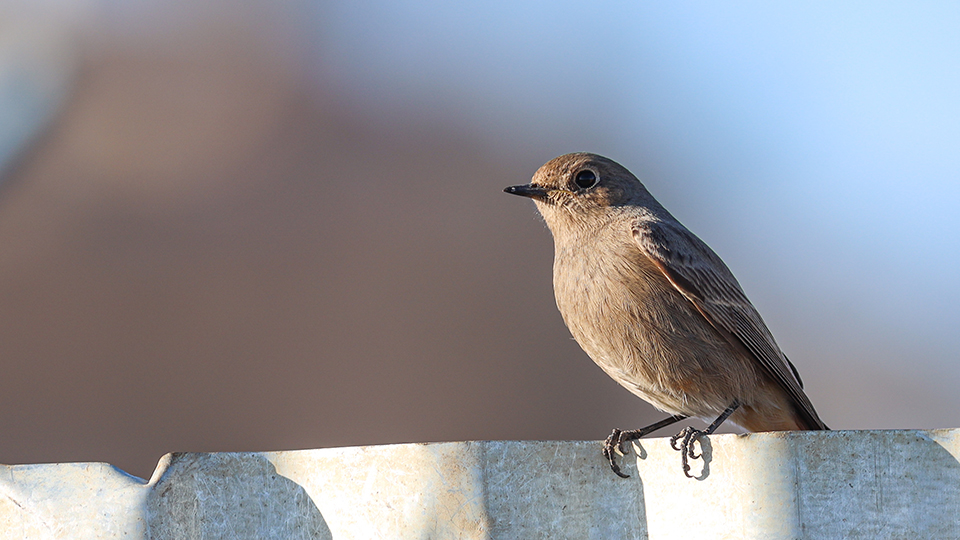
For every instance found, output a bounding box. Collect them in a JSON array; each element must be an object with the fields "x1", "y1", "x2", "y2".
[{"x1": 503, "y1": 183, "x2": 548, "y2": 200}]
